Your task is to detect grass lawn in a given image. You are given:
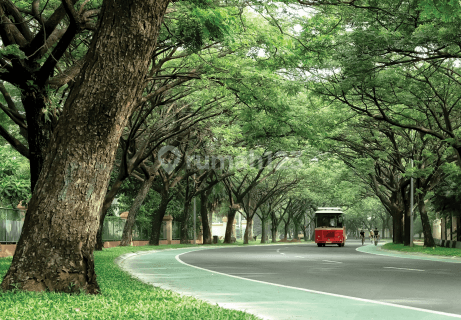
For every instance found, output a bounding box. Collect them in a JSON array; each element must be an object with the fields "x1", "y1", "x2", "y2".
[
  {"x1": 0, "y1": 240, "x2": 310, "y2": 319},
  {"x1": 382, "y1": 242, "x2": 461, "y2": 257}
]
